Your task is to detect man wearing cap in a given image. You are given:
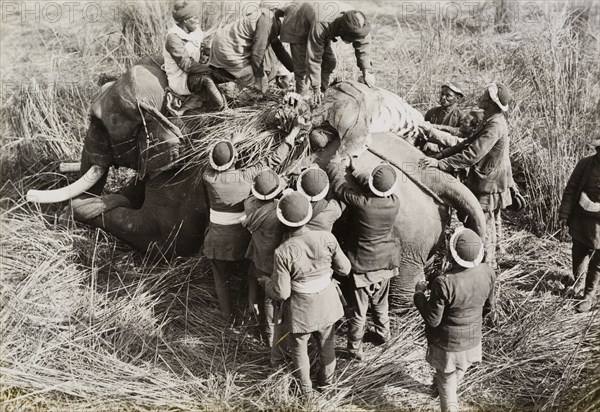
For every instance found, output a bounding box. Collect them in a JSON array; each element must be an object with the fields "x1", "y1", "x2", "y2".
[
  {"x1": 296, "y1": 164, "x2": 344, "y2": 231},
  {"x1": 326, "y1": 155, "x2": 400, "y2": 359},
  {"x1": 258, "y1": 191, "x2": 351, "y2": 396},
  {"x1": 414, "y1": 227, "x2": 495, "y2": 412},
  {"x1": 243, "y1": 168, "x2": 288, "y2": 362},
  {"x1": 164, "y1": 0, "x2": 226, "y2": 109},
  {"x1": 559, "y1": 139, "x2": 600, "y2": 312},
  {"x1": 420, "y1": 82, "x2": 515, "y2": 270},
  {"x1": 425, "y1": 82, "x2": 469, "y2": 136},
  {"x1": 280, "y1": 2, "x2": 374, "y2": 105},
  {"x1": 203, "y1": 120, "x2": 306, "y2": 322}
]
